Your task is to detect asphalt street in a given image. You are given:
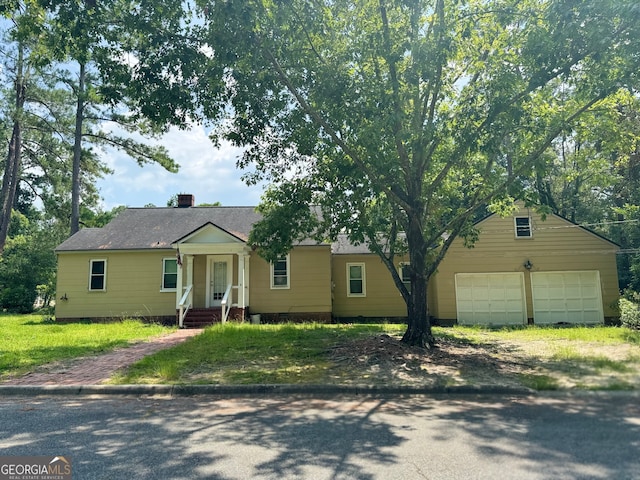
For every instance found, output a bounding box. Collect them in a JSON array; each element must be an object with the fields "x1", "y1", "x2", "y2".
[{"x1": 1, "y1": 393, "x2": 639, "y2": 479}]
